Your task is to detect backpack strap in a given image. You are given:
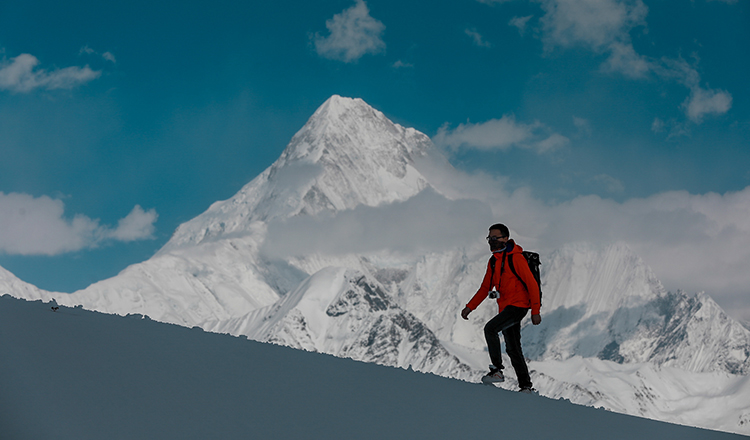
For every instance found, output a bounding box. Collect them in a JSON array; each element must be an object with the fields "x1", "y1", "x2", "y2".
[
  {"x1": 507, "y1": 253, "x2": 528, "y2": 293},
  {"x1": 489, "y1": 253, "x2": 507, "y2": 291},
  {"x1": 489, "y1": 256, "x2": 495, "y2": 290}
]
